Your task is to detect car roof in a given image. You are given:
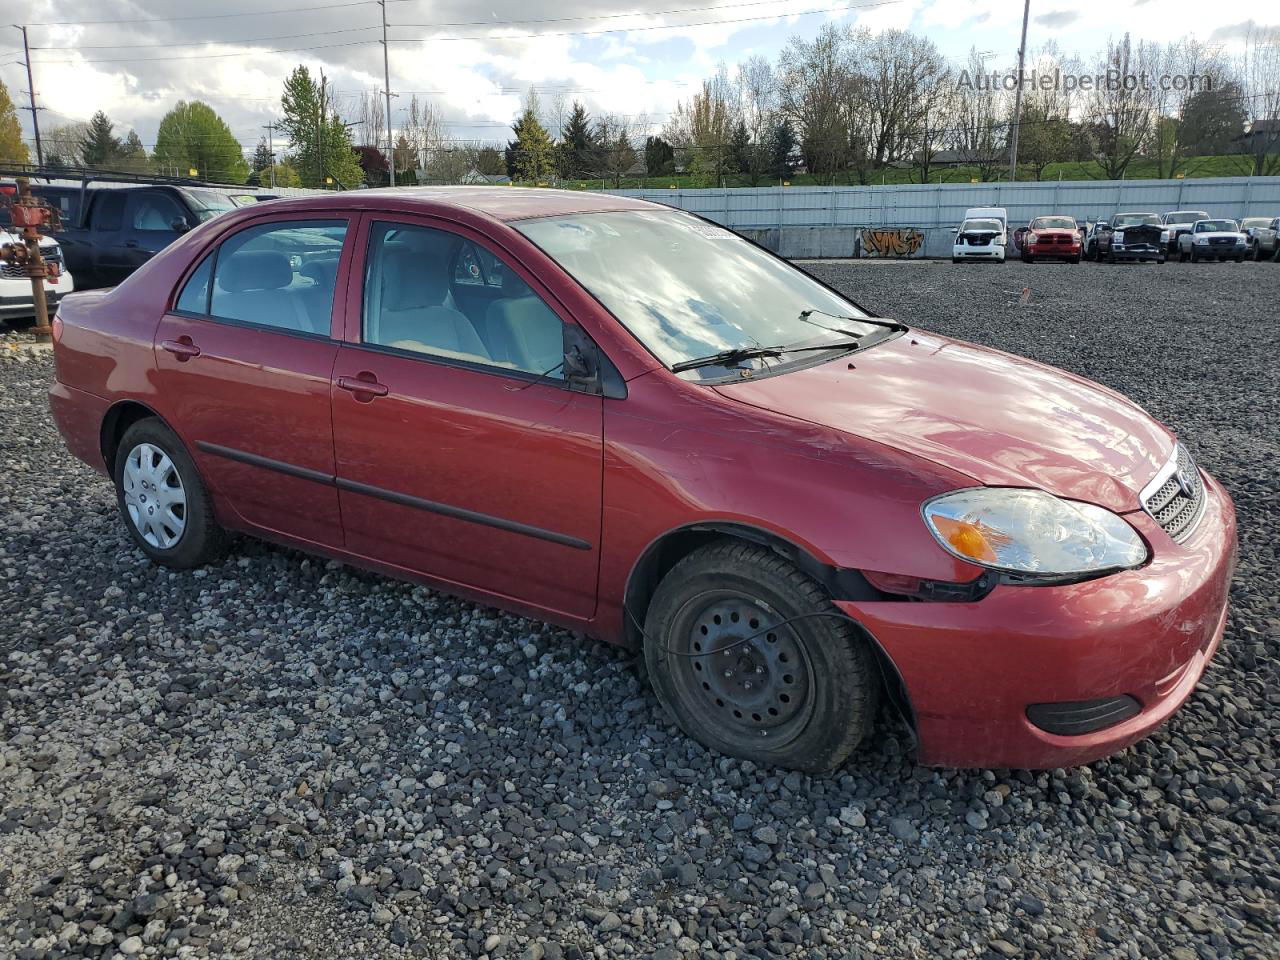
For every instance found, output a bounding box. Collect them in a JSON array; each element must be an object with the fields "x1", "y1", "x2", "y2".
[{"x1": 246, "y1": 186, "x2": 660, "y2": 223}]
